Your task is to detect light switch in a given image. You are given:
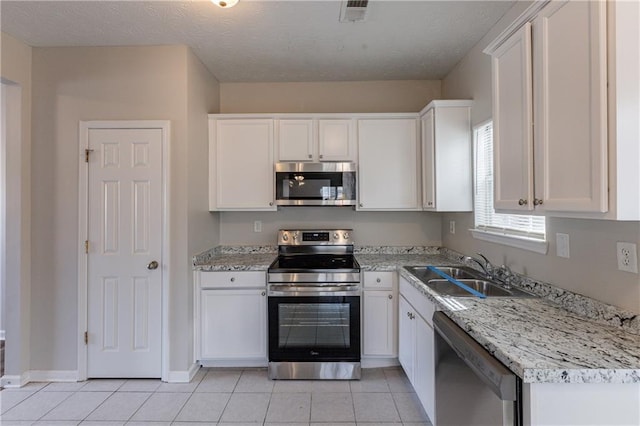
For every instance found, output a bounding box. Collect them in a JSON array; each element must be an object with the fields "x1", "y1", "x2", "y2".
[
  {"x1": 556, "y1": 233, "x2": 570, "y2": 258},
  {"x1": 253, "y1": 220, "x2": 262, "y2": 233}
]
